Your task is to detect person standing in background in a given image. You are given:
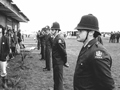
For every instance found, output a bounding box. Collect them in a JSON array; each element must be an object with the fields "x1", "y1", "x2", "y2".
[
  {"x1": 0, "y1": 25, "x2": 9, "y2": 89},
  {"x1": 43, "y1": 26, "x2": 53, "y2": 71},
  {"x1": 17, "y1": 29, "x2": 22, "y2": 48},
  {"x1": 39, "y1": 28, "x2": 46, "y2": 60},
  {"x1": 37, "y1": 30, "x2": 41, "y2": 50}
]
